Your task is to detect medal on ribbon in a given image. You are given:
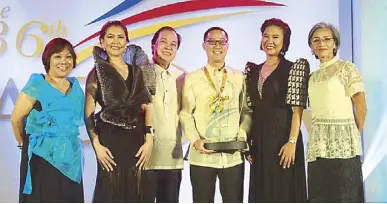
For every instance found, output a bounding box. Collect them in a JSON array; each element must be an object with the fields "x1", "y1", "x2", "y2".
[{"x1": 204, "y1": 66, "x2": 229, "y2": 113}]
